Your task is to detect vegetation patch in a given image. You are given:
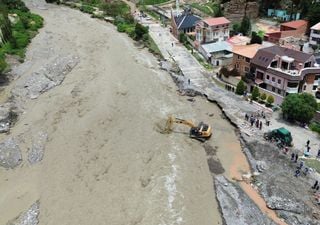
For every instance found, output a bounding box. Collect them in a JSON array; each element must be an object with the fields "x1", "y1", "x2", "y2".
[
  {"x1": 138, "y1": 0, "x2": 170, "y2": 6},
  {"x1": 190, "y1": 2, "x2": 222, "y2": 16},
  {"x1": 0, "y1": 1, "x2": 43, "y2": 75}
]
